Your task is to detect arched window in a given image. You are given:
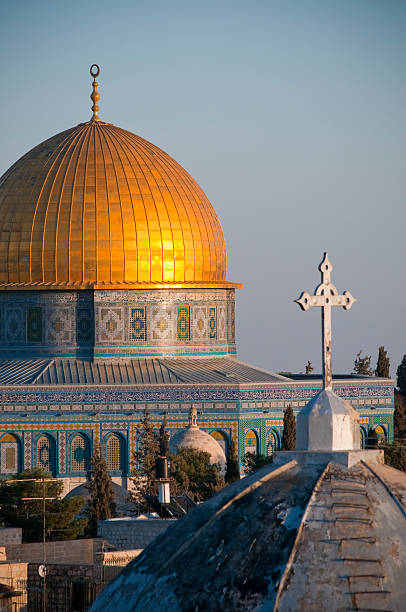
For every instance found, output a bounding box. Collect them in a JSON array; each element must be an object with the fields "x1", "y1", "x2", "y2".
[
  {"x1": 210, "y1": 430, "x2": 229, "y2": 456},
  {"x1": 374, "y1": 425, "x2": 386, "y2": 443},
  {"x1": 0, "y1": 433, "x2": 21, "y2": 475},
  {"x1": 71, "y1": 435, "x2": 90, "y2": 472},
  {"x1": 244, "y1": 429, "x2": 258, "y2": 456},
  {"x1": 106, "y1": 434, "x2": 125, "y2": 471},
  {"x1": 266, "y1": 430, "x2": 279, "y2": 456},
  {"x1": 360, "y1": 427, "x2": 367, "y2": 449},
  {"x1": 37, "y1": 435, "x2": 56, "y2": 475}
]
